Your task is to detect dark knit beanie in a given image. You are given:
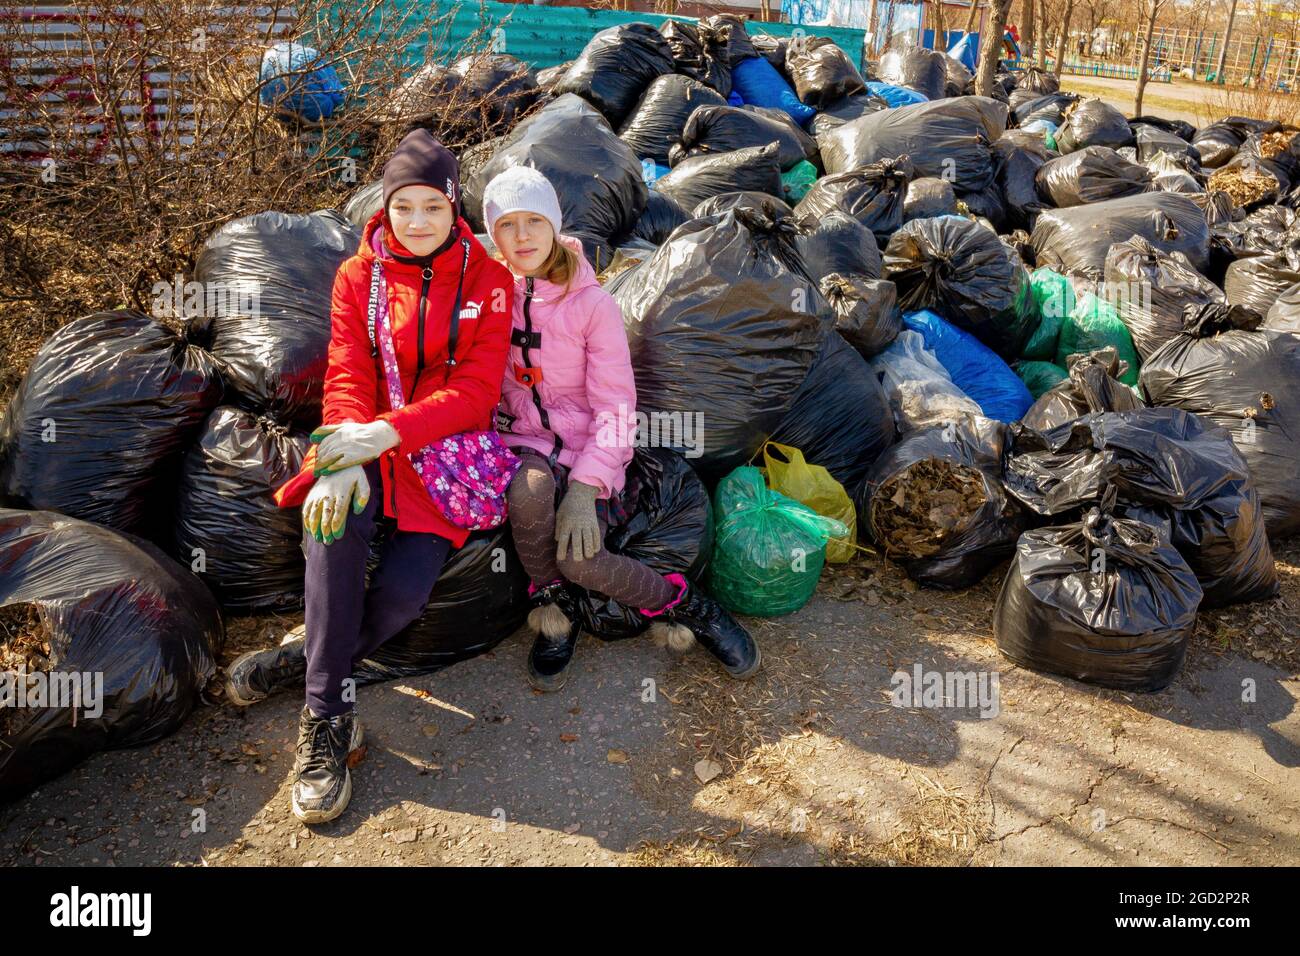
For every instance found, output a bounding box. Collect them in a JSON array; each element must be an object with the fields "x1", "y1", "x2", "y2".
[{"x1": 382, "y1": 129, "x2": 460, "y2": 217}]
